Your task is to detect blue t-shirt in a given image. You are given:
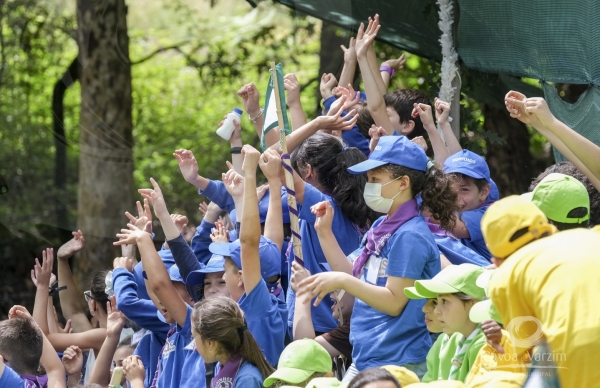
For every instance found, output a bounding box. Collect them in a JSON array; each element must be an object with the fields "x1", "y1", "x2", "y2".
[
  {"x1": 286, "y1": 183, "x2": 363, "y2": 333},
  {"x1": 234, "y1": 361, "x2": 263, "y2": 388},
  {"x1": 157, "y1": 306, "x2": 195, "y2": 388},
  {"x1": 198, "y1": 180, "x2": 236, "y2": 213},
  {"x1": 350, "y1": 214, "x2": 440, "y2": 371},
  {"x1": 0, "y1": 365, "x2": 23, "y2": 388},
  {"x1": 459, "y1": 207, "x2": 492, "y2": 260},
  {"x1": 434, "y1": 235, "x2": 490, "y2": 267},
  {"x1": 113, "y1": 268, "x2": 170, "y2": 387},
  {"x1": 179, "y1": 339, "x2": 206, "y2": 388},
  {"x1": 239, "y1": 278, "x2": 287, "y2": 366}
]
